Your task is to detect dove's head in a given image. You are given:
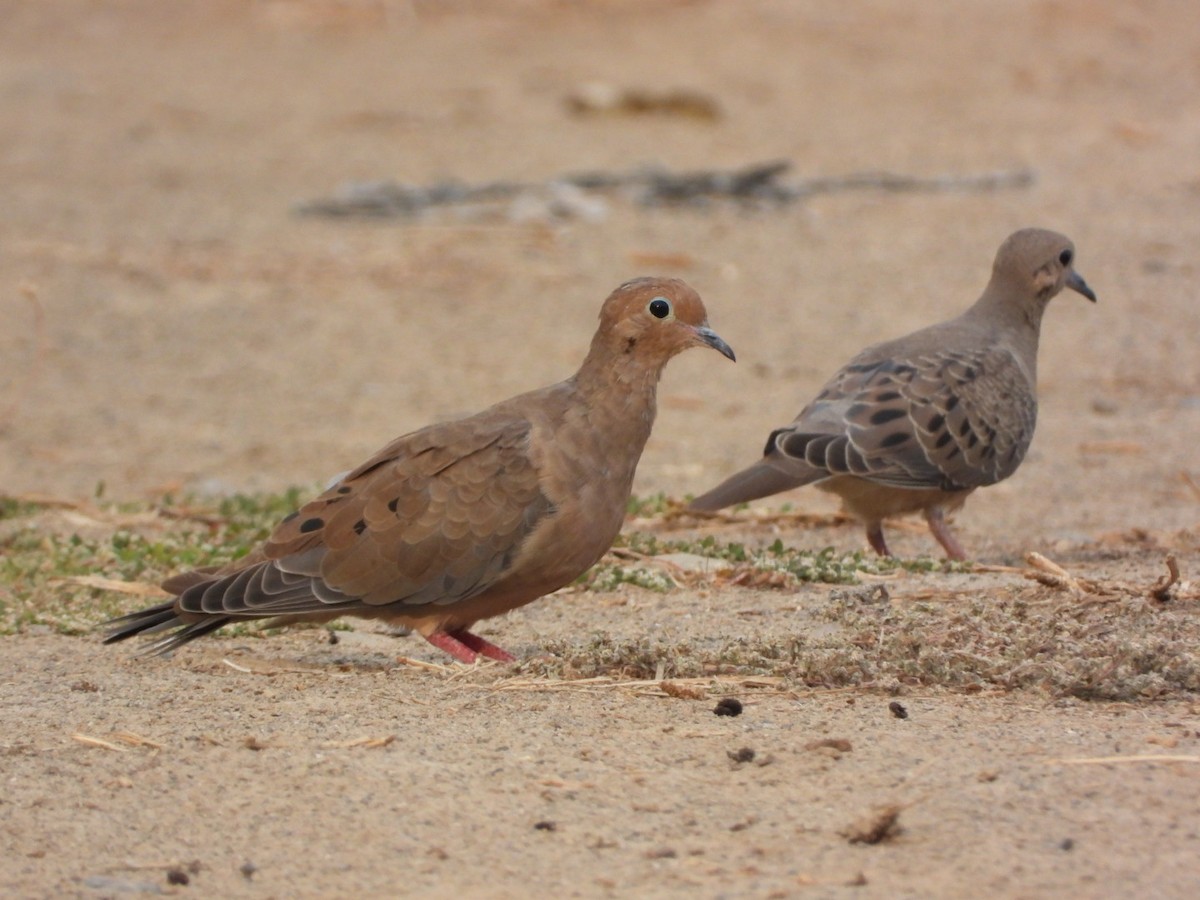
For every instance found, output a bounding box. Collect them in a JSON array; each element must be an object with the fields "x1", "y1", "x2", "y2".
[
  {"x1": 992, "y1": 228, "x2": 1096, "y2": 306},
  {"x1": 589, "y1": 277, "x2": 735, "y2": 370}
]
